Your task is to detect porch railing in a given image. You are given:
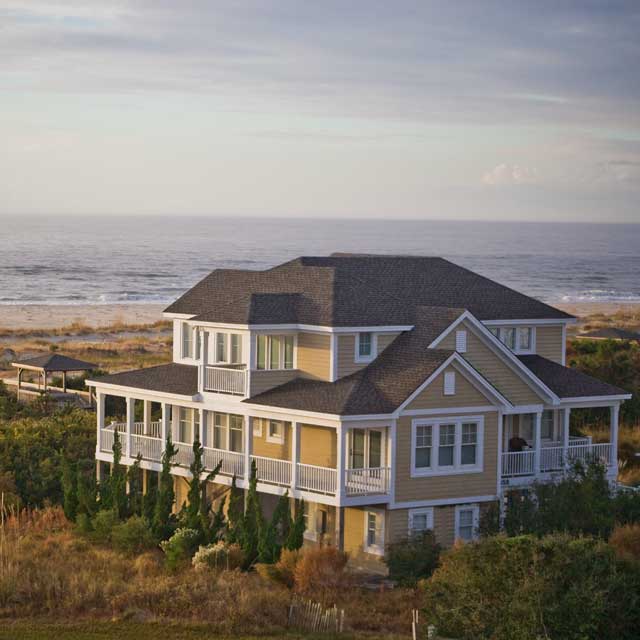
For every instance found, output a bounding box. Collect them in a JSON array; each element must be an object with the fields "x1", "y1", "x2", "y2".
[
  {"x1": 344, "y1": 467, "x2": 391, "y2": 496},
  {"x1": 204, "y1": 366, "x2": 247, "y2": 395},
  {"x1": 502, "y1": 450, "x2": 535, "y2": 476},
  {"x1": 130, "y1": 433, "x2": 163, "y2": 462},
  {"x1": 203, "y1": 447, "x2": 245, "y2": 477},
  {"x1": 174, "y1": 441, "x2": 194, "y2": 467},
  {"x1": 296, "y1": 463, "x2": 337, "y2": 494},
  {"x1": 567, "y1": 443, "x2": 612, "y2": 466},
  {"x1": 251, "y1": 455, "x2": 291, "y2": 486}
]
